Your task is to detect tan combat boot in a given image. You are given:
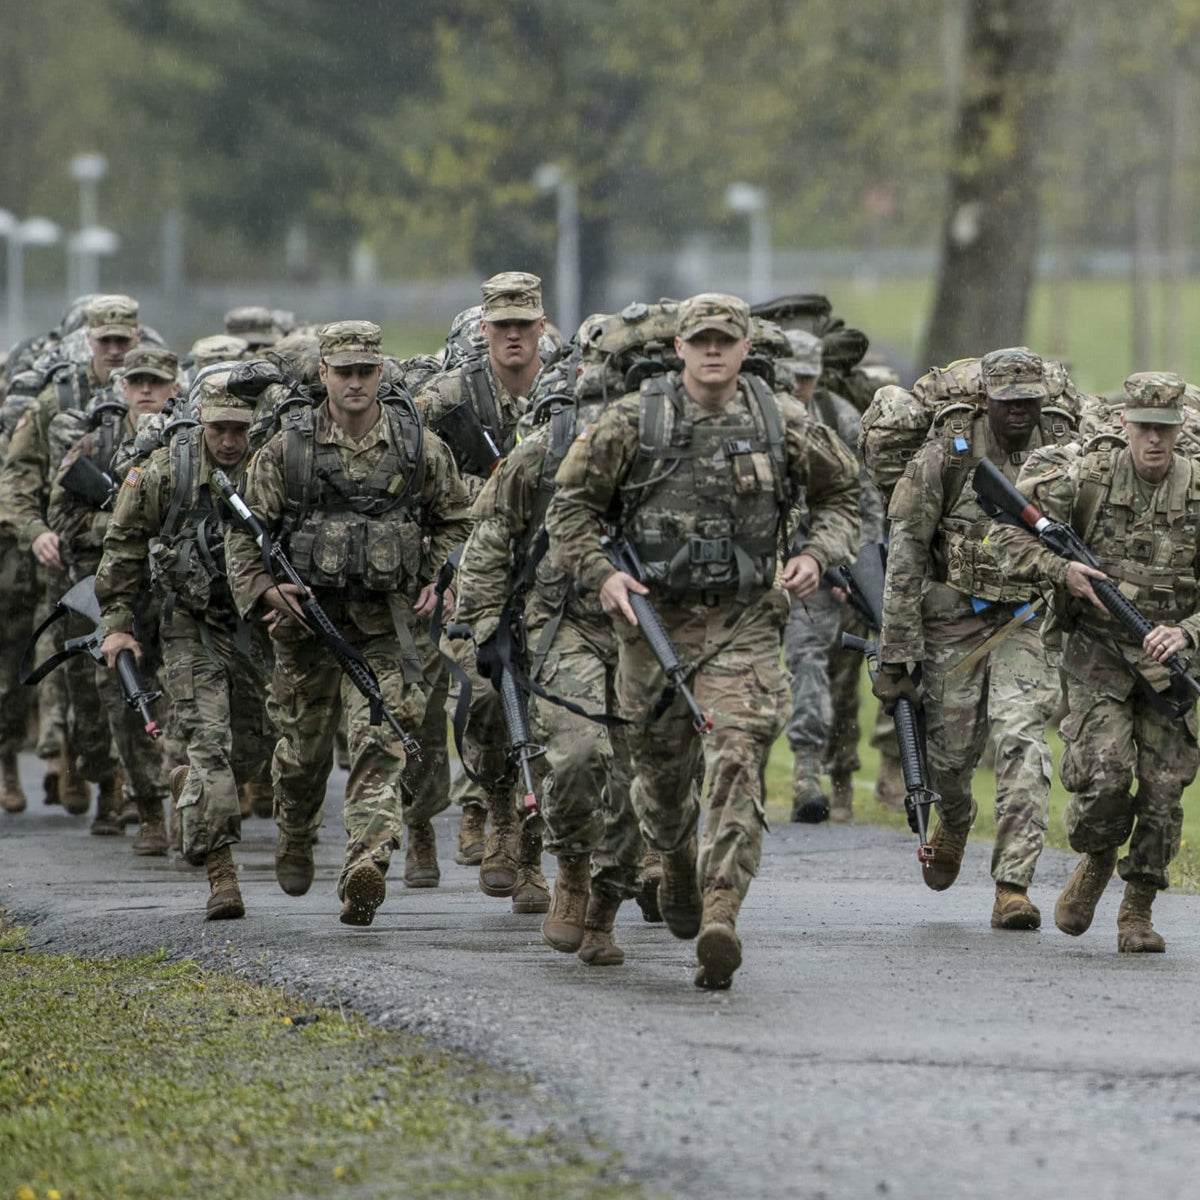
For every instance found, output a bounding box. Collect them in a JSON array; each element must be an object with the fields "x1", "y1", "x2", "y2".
[
  {"x1": 790, "y1": 747, "x2": 829, "y2": 824},
  {"x1": 872, "y1": 754, "x2": 907, "y2": 814},
  {"x1": 694, "y1": 886, "x2": 743, "y2": 990},
  {"x1": 478, "y1": 796, "x2": 519, "y2": 897},
  {"x1": 1116, "y1": 879, "x2": 1166, "y2": 954},
  {"x1": 132, "y1": 797, "x2": 169, "y2": 857},
  {"x1": 403, "y1": 820, "x2": 440, "y2": 888},
  {"x1": 636, "y1": 849, "x2": 663, "y2": 923},
  {"x1": 1054, "y1": 848, "x2": 1118, "y2": 936},
  {"x1": 274, "y1": 830, "x2": 315, "y2": 896},
  {"x1": 168, "y1": 764, "x2": 187, "y2": 854},
  {"x1": 659, "y1": 837, "x2": 702, "y2": 940},
  {"x1": 578, "y1": 890, "x2": 625, "y2": 966},
  {"x1": 90, "y1": 774, "x2": 124, "y2": 836},
  {"x1": 455, "y1": 805, "x2": 488, "y2": 866},
  {"x1": 542, "y1": 854, "x2": 590, "y2": 952},
  {"x1": 512, "y1": 822, "x2": 549, "y2": 913},
  {"x1": 204, "y1": 845, "x2": 244, "y2": 920},
  {"x1": 920, "y1": 803, "x2": 976, "y2": 892},
  {"x1": 991, "y1": 883, "x2": 1041, "y2": 930},
  {"x1": 829, "y1": 772, "x2": 853, "y2": 824},
  {"x1": 0, "y1": 751, "x2": 26, "y2": 814},
  {"x1": 340, "y1": 859, "x2": 386, "y2": 926}
]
